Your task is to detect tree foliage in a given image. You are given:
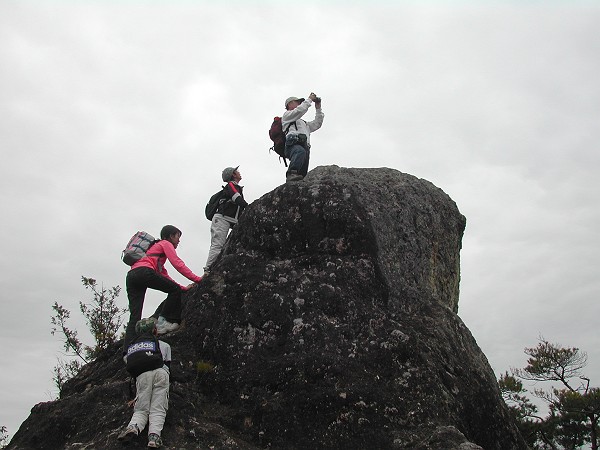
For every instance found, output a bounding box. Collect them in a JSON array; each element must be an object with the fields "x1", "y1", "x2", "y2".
[
  {"x1": 0, "y1": 426, "x2": 8, "y2": 449},
  {"x1": 50, "y1": 276, "x2": 126, "y2": 394},
  {"x1": 80, "y1": 276, "x2": 123, "y2": 358},
  {"x1": 501, "y1": 338, "x2": 600, "y2": 450}
]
